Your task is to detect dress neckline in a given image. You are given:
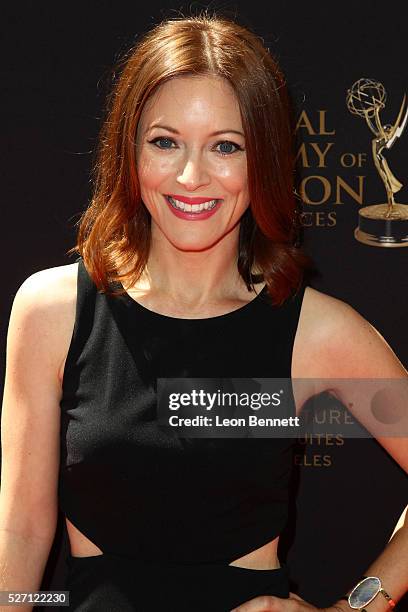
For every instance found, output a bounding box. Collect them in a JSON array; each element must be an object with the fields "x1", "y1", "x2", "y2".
[{"x1": 116, "y1": 282, "x2": 268, "y2": 322}]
